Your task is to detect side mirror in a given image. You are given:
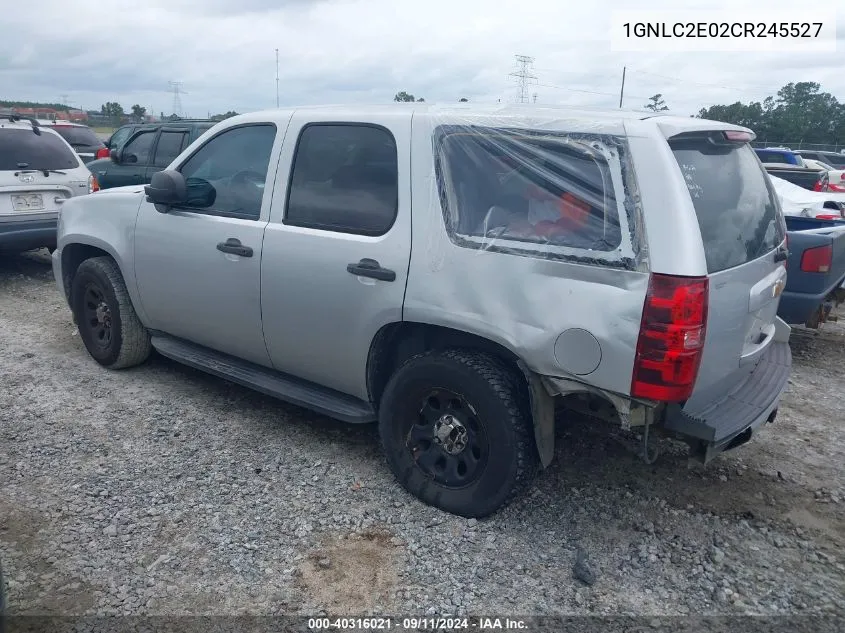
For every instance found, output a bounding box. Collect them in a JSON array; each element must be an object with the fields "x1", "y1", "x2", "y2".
[
  {"x1": 144, "y1": 170, "x2": 187, "y2": 213},
  {"x1": 109, "y1": 149, "x2": 120, "y2": 163}
]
